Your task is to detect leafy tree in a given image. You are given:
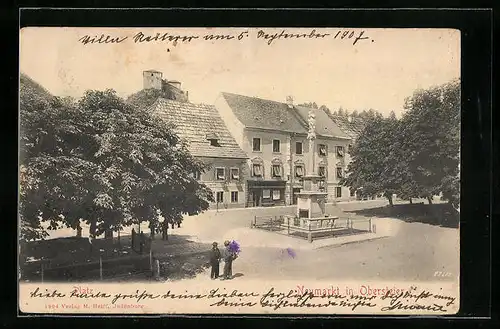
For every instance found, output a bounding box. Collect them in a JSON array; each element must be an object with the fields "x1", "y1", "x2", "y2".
[
  {"x1": 298, "y1": 102, "x2": 318, "y2": 109},
  {"x1": 342, "y1": 116, "x2": 400, "y2": 206},
  {"x1": 357, "y1": 109, "x2": 383, "y2": 120},
  {"x1": 127, "y1": 88, "x2": 176, "y2": 109},
  {"x1": 358, "y1": 110, "x2": 368, "y2": 120},
  {"x1": 343, "y1": 80, "x2": 459, "y2": 207},
  {"x1": 19, "y1": 74, "x2": 78, "y2": 241},
  {"x1": 319, "y1": 105, "x2": 329, "y2": 112},
  {"x1": 351, "y1": 110, "x2": 359, "y2": 117},
  {"x1": 402, "y1": 79, "x2": 460, "y2": 206},
  {"x1": 367, "y1": 108, "x2": 376, "y2": 118},
  {"x1": 20, "y1": 81, "x2": 214, "y2": 242},
  {"x1": 383, "y1": 115, "x2": 423, "y2": 203}
]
